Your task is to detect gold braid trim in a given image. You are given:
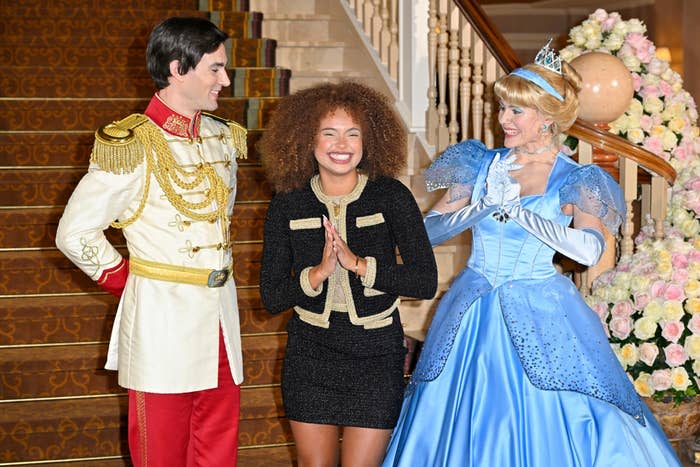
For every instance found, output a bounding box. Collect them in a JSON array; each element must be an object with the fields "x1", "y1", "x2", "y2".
[
  {"x1": 91, "y1": 114, "x2": 148, "y2": 174},
  {"x1": 112, "y1": 121, "x2": 230, "y2": 232},
  {"x1": 203, "y1": 112, "x2": 247, "y2": 159}
]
